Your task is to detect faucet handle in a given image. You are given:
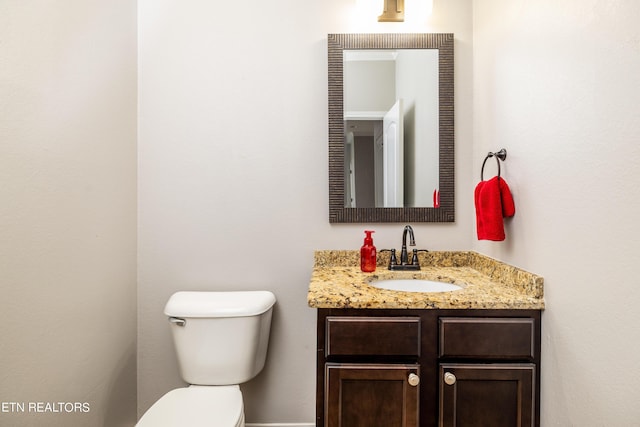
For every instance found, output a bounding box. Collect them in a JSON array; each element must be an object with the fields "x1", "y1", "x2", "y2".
[
  {"x1": 380, "y1": 249, "x2": 398, "y2": 267},
  {"x1": 411, "y1": 249, "x2": 429, "y2": 266},
  {"x1": 389, "y1": 249, "x2": 398, "y2": 267}
]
